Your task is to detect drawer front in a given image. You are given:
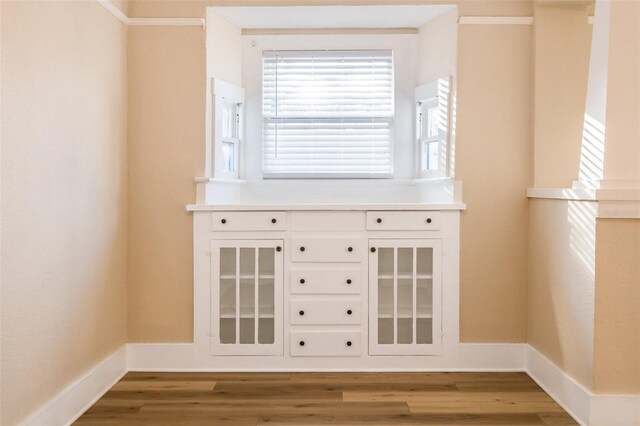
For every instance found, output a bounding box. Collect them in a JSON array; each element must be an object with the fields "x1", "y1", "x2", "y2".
[
  {"x1": 291, "y1": 237, "x2": 364, "y2": 263},
  {"x1": 290, "y1": 331, "x2": 361, "y2": 357},
  {"x1": 290, "y1": 211, "x2": 365, "y2": 232},
  {"x1": 290, "y1": 299, "x2": 361, "y2": 325},
  {"x1": 366, "y1": 211, "x2": 441, "y2": 231},
  {"x1": 290, "y1": 267, "x2": 361, "y2": 294},
  {"x1": 212, "y1": 211, "x2": 287, "y2": 231}
]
